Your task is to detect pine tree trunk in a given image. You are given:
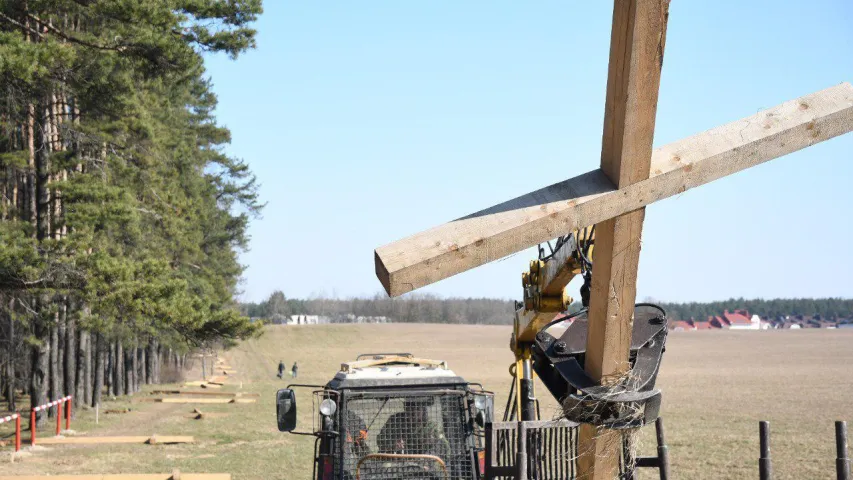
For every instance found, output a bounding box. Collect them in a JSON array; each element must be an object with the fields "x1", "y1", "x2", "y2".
[
  {"x1": 146, "y1": 341, "x2": 156, "y2": 384},
  {"x1": 131, "y1": 342, "x2": 139, "y2": 392},
  {"x1": 26, "y1": 103, "x2": 35, "y2": 227},
  {"x1": 64, "y1": 298, "x2": 75, "y2": 403},
  {"x1": 140, "y1": 346, "x2": 147, "y2": 385},
  {"x1": 123, "y1": 346, "x2": 132, "y2": 395},
  {"x1": 5, "y1": 297, "x2": 15, "y2": 410},
  {"x1": 75, "y1": 329, "x2": 87, "y2": 406},
  {"x1": 106, "y1": 341, "x2": 114, "y2": 396},
  {"x1": 56, "y1": 303, "x2": 65, "y2": 394},
  {"x1": 49, "y1": 321, "x2": 60, "y2": 414},
  {"x1": 30, "y1": 300, "x2": 49, "y2": 424},
  {"x1": 84, "y1": 331, "x2": 93, "y2": 405},
  {"x1": 36, "y1": 102, "x2": 50, "y2": 241},
  {"x1": 114, "y1": 342, "x2": 124, "y2": 396},
  {"x1": 92, "y1": 334, "x2": 104, "y2": 408}
]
